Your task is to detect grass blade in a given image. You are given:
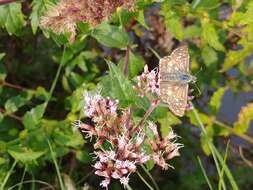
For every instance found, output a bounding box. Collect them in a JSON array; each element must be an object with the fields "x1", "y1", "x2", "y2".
[{"x1": 197, "y1": 156, "x2": 214, "y2": 190}]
